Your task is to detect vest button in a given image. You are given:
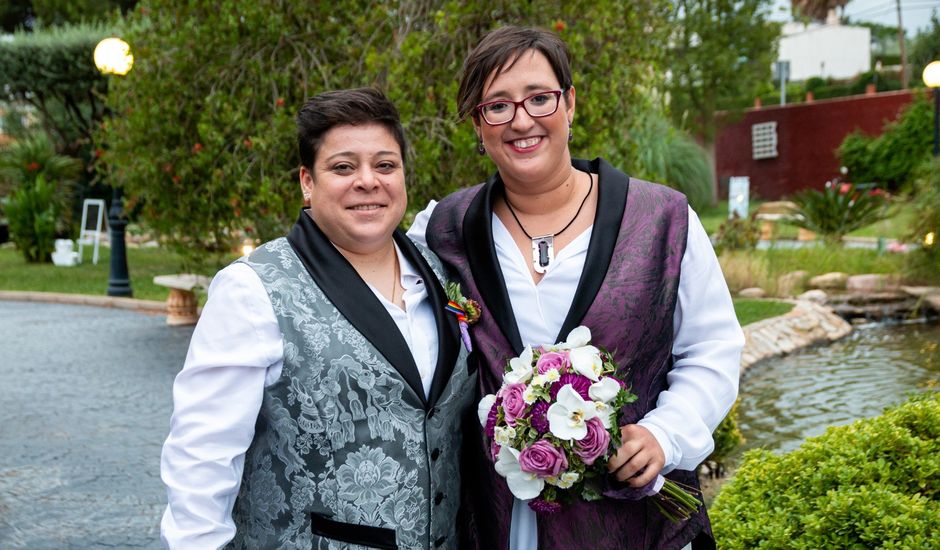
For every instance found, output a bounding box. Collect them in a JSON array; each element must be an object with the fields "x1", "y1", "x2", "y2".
[
  {"x1": 427, "y1": 406, "x2": 440, "y2": 420},
  {"x1": 431, "y1": 448, "x2": 441, "y2": 461},
  {"x1": 434, "y1": 535, "x2": 447, "y2": 547},
  {"x1": 434, "y1": 492, "x2": 444, "y2": 505}
]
